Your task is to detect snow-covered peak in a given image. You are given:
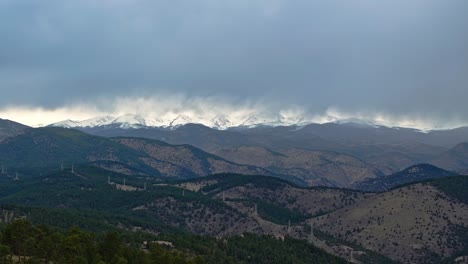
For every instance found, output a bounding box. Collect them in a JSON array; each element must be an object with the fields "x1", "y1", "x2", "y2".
[
  {"x1": 51, "y1": 119, "x2": 81, "y2": 128},
  {"x1": 209, "y1": 115, "x2": 234, "y2": 130},
  {"x1": 239, "y1": 116, "x2": 270, "y2": 128},
  {"x1": 79, "y1": 116, "x2": 116, "y2": 127},
  {"x1": 49, "y1": 113, "x2": 414, "y2": 131},
  {"x1": 112, "y1": 114, "x2": 147, "y2": 128}
]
